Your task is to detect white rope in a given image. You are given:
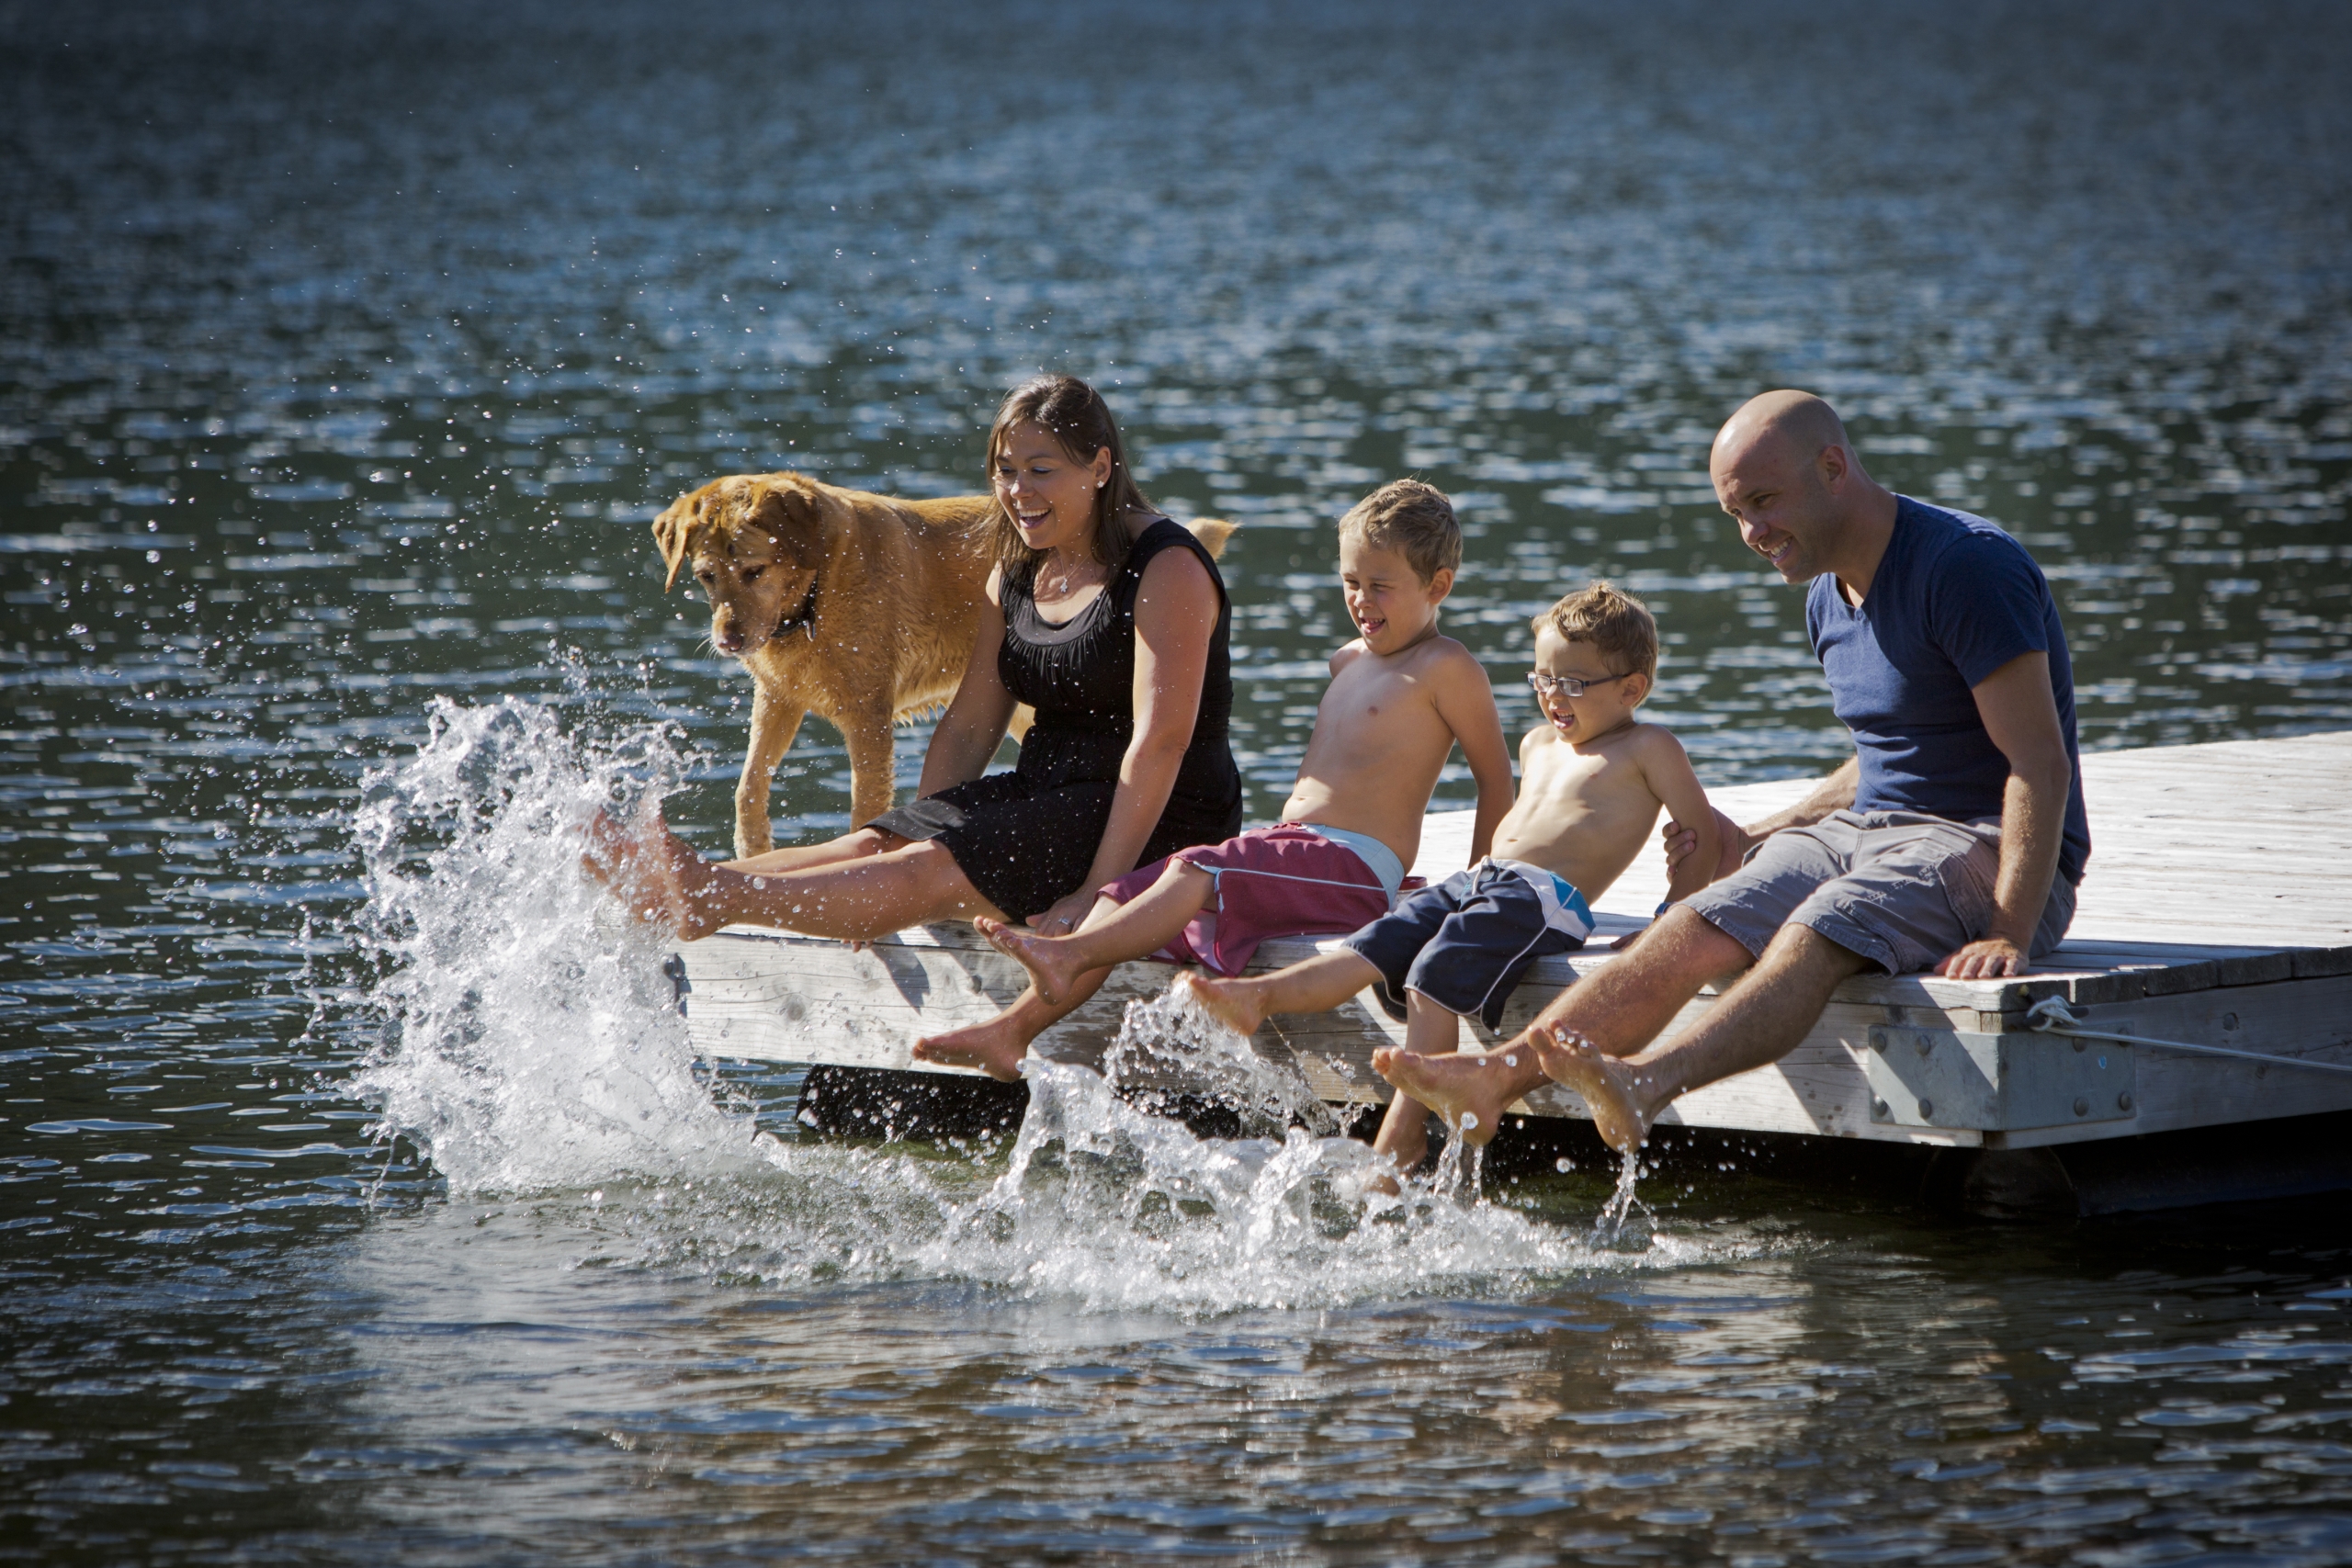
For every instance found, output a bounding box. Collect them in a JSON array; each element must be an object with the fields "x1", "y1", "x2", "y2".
[{"x1": 2025, "y1": 996, "x2": 2352, "y2": 1078}]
